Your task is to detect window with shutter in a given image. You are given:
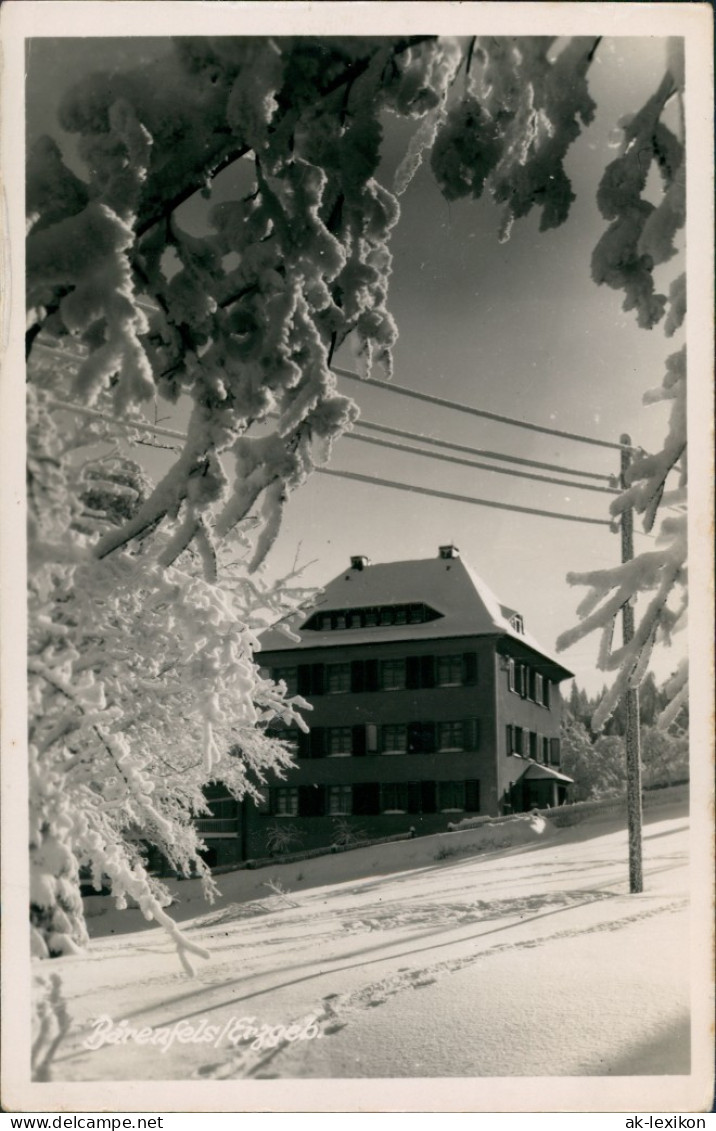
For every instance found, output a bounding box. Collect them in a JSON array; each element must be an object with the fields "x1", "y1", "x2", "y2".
[
  {"x1": 438, "y1": 781, "x2": 465, "y2": 811},
  {"x1": 326, "y1": 663, "x2": 350, "y2": 693},
  {"x1": 382, "y1": 724, "x2": 407, "y2": 754},
  {"x1": 273, "y1": 666, "x2": 298, "y2": 694},
  {"x1": 437, "y1": 655, "x2": 462, "y2": 686},
  {"x1": 380, "y1": 659, "x2": 406, "y2": 690},
  {"x1": 328, "y1": 785, "x2": 352, "y2": 815},
  {"x1": 327, "y1": 727, "x2": 352, "y2": 756},
  {"x1": 437, "y1": 721, "x2": 464, "y2": 751},
  {"x1": 381, "y1": 782, "x2": 409, "y2": 812},
  {"x1": 272, "y1": 788, "x2": 298, "y2": 816}
]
